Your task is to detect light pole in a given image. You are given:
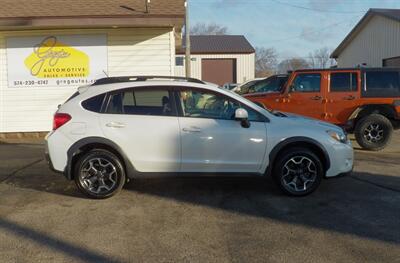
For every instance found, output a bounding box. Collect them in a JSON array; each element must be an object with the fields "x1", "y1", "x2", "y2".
[{"x1": 185, "y1": 0, "x2": 191, "y2": 78}]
